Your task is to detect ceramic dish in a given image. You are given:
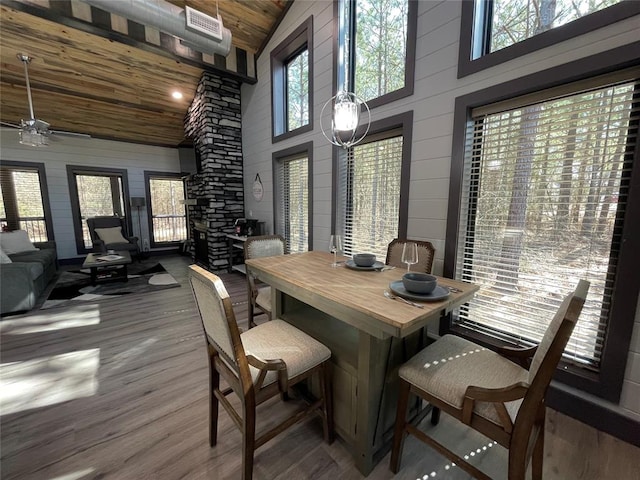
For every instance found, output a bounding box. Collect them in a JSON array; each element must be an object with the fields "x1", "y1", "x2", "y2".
[
  {"x1": 345, "y1": 259, "x2": 386, "y2": 271},
  {"x1": 389, "y1": 280, "x2": 450, "y2": 302}
]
